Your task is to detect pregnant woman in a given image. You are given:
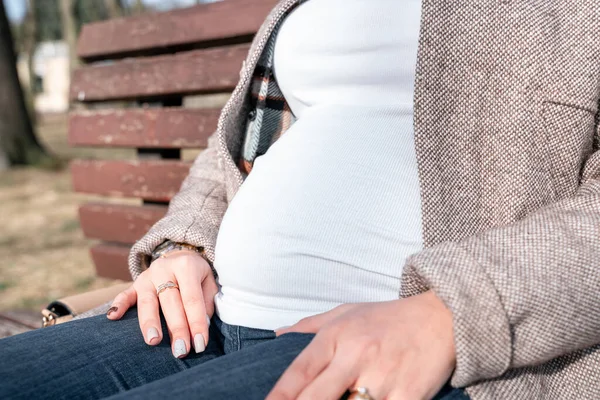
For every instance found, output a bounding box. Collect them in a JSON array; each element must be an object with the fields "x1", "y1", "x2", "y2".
[{"x1": 2, "y1": 0, "x2": 600, "y2": 399}]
